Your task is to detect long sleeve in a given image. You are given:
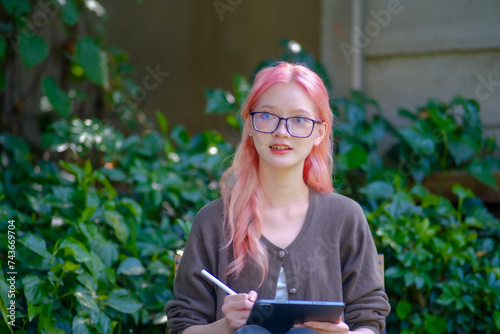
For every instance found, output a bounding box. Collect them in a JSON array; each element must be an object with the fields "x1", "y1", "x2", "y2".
[
  {"x1": 338, "y1": 199, "x2": 389, "y2": 333},
  {"x1": 165, "y1": 200, "x2": 226, "y2": 334},
  {"x1": 164, "y1": 191, "x2": 390, "y2": 334}
]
